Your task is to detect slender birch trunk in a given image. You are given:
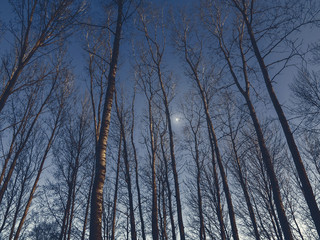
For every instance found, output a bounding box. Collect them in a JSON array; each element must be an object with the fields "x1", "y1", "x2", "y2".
[{"x1": 90, "y1": 1, "x2": 123, "y2": 239}]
